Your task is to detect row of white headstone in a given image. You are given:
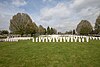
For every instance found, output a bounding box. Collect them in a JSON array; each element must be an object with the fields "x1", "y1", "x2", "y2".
[
  {"x1": 0, "y1": 36, "x2": 100, "y2": 42},
  {"x1": 32, "y1": 36, "x2": 100, "y2": 42},
  {"x1": 0, "y1": 37, "x2": 32, "y2": 42},
  {"x1": 0, "y1": 38, "x2": 19, "y2": 42}
]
